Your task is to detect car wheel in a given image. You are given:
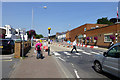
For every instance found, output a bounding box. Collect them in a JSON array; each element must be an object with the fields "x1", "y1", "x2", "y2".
[{"x1": 94, "y1": 61, "x2": 102, "y2": 73}]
